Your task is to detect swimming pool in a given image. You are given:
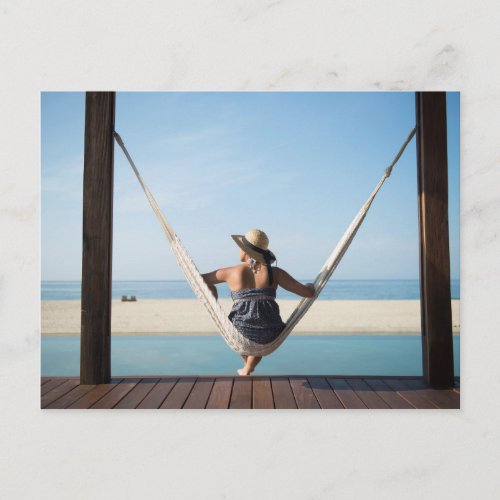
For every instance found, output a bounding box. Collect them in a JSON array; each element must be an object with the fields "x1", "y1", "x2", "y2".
[{"x1": 41, "y1": 335, "x2": 460, "y2": 377}]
